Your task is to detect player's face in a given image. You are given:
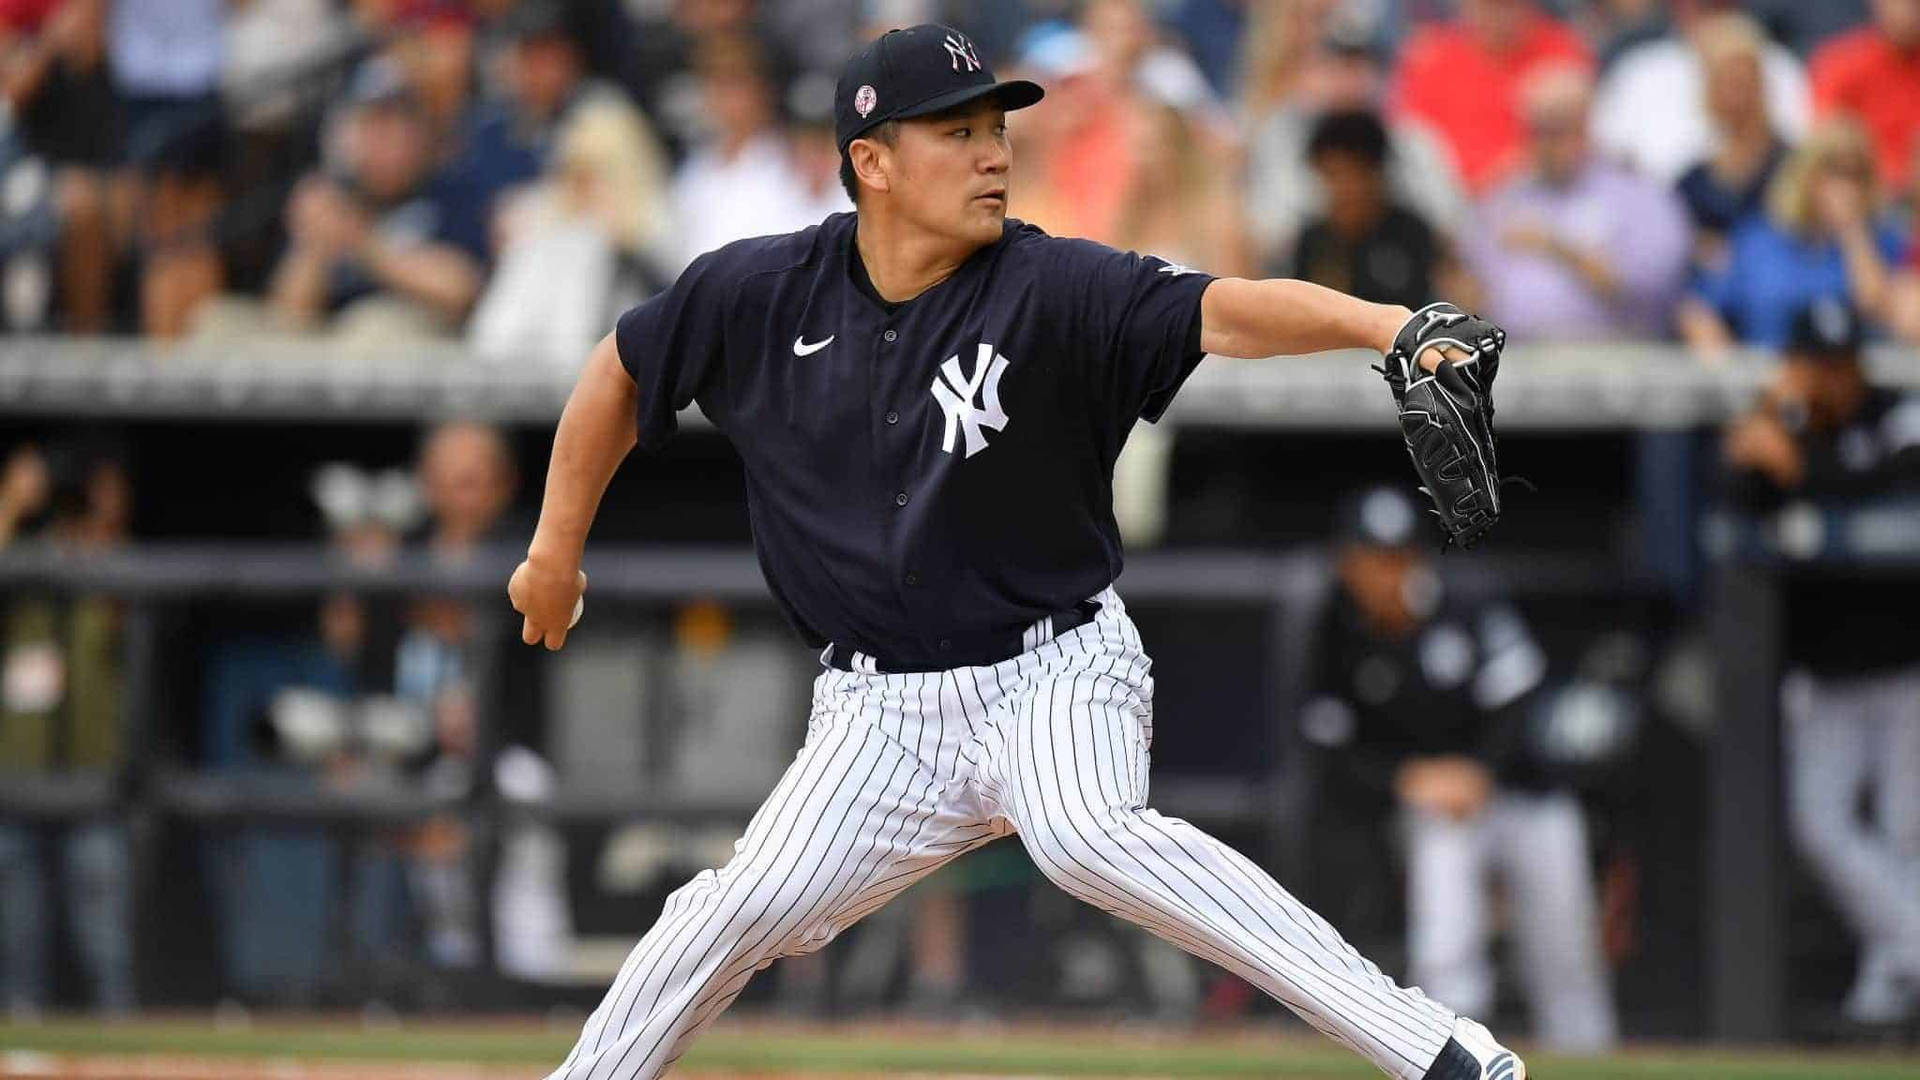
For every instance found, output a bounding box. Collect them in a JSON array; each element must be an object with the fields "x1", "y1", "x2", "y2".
[{"x1": 889, "y1": 101, "x2": 1012, "y2": 246}]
